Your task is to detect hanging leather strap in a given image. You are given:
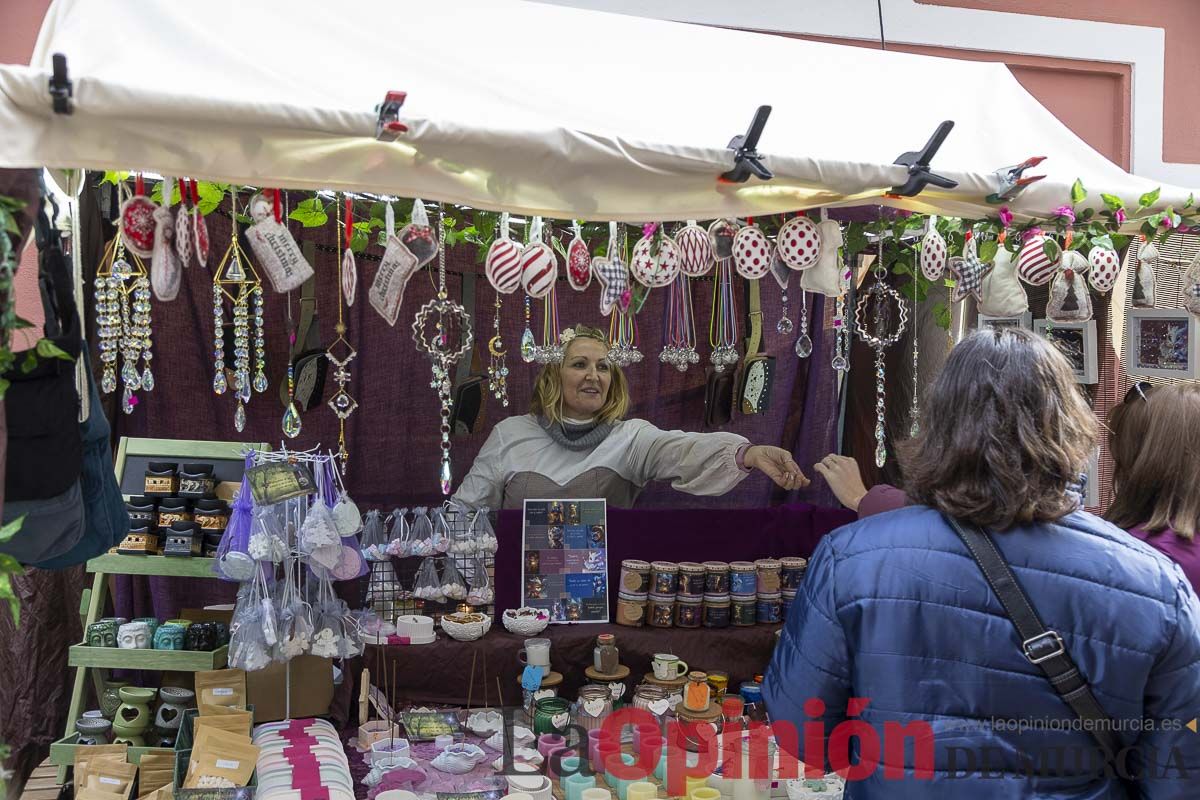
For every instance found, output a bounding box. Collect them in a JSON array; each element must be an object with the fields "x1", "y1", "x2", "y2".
[
  {"x1": 944, "y1": 515, "x2": 1121, "y2": 759},
  {"x1": 744, "y1": 278, "x2": 763, "y2": 357}
]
